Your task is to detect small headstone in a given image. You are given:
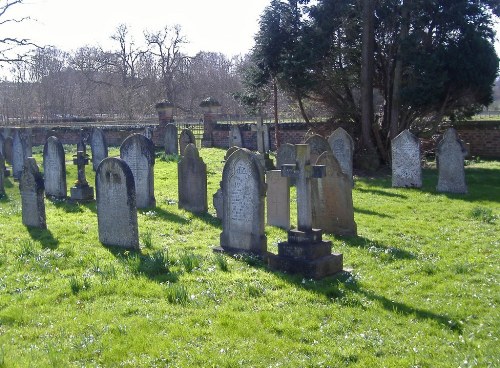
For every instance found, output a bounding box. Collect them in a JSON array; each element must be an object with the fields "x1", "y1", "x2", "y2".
[
  {"x1": 19, "y1": 158, "x2": 46, "y2": 228},
  {"x1": 120, "y1": 134, "x2": 156, "y2": 209},
  {"x1": 96, "y1": 157, "x2": 139, "y2": 249},
  {"x1": 266, "y1": 170, "x2": 290, "y2": 229},
  {"x1": 229, "y1": 125, "x2": 243, "y2": 148},
  {"x1": 213, "y1": 187, "x2": 223, "y2": 219},
  {"x1": 164, "y1": 123, "x2": 178, "y2": 155},
  {"x1": 70, "y1": 151, "x2": 94, "y2": 202},
  {"x1": 0, "y1": 153, "x2": 5, "y2": 197},
  {"x1": 217, "y1": 148, "x2": 267, "y2": 256},
  {"x1": 328, "y1": 128, "x2": 354, "y2": 184},
  {"x1": 305, "y1": 134, "x2": 332, "y2": 164},
  {"x1": 43, "y1": 136, "x2": 67, "y2": 199},
  {"x1": 263, "y1": 124, "x2": 271, "y2": 152},
  {"x1": 311, "y1": 152, "x2": 357, "y2": 236},
  {"x1": 178, "y1": 144, "x2": 207, "y2": 213},
  {"x1": 391, "y1": 129, "x2": 422, "y2": 188},
  {"x1": 12, "y1": 130, "x2": 27, "y2": 180},
  {"x1": 179, "y1": 129, "x2": 196, "y2": 155},
  {"x1": 436, "y1": 128, "x2": 468, "y2": 194},
  {"x1": 4, "y1": 136, "x2": 13, "y2": 165},
  {"x1": 90, "y1": 128, "x2": 108, "y2": 171}
]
